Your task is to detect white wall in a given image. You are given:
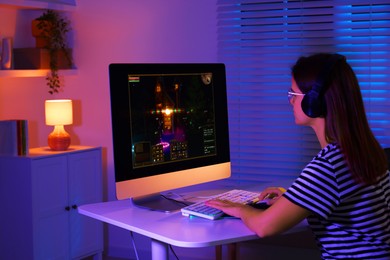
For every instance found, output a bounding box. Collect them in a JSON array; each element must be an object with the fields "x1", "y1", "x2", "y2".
[{"x1": 0, "y1": 0, "x2": 217, "y2": 258}]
